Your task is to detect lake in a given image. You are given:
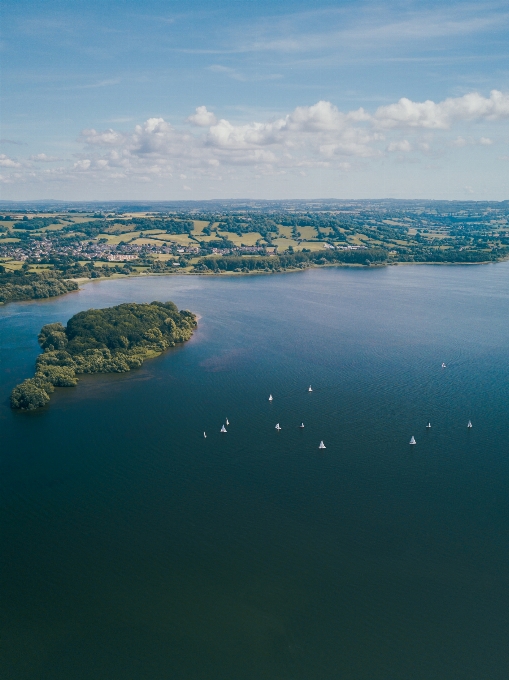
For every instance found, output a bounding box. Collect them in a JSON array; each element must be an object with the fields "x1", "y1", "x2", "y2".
[{"x1": 1, "y1": 264, "x2": 509, "y2": 679}]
